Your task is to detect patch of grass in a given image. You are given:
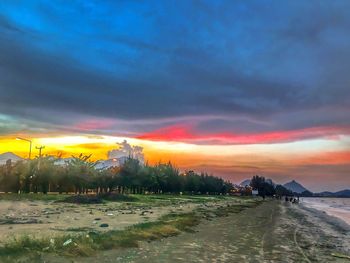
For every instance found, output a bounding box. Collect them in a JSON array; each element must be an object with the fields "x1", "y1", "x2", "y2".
[
  {"x1": 0, "y1": 193, "x2": 69, "y2": 202},
  {"x1": 57, "y1": 193, "x2": 139, "y2": 204},
  {"x1": 0, "y1": 218, "x2": 42, "y2": 225},
  {"x1": 0, "y1": 213, "x2": 200, "y2": 259},
  {"x1": 65, "y1": 227, "x2": 94, "y2": 232},
  {"x1": 208, "y1": 199, "x2": 263, "y2": 218},
  {"x1": 123, "y1": 194, "x2": 234, "y2": 209},
  {"x1": 99, "y1": 193, "x2": 139, "y2": 202},
  {"x1": 57, "y1": 195, "x2": 103, "y2": 204},
  {"x1": 0, "y1": 193, "x2": 232, "y2": 206}
]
